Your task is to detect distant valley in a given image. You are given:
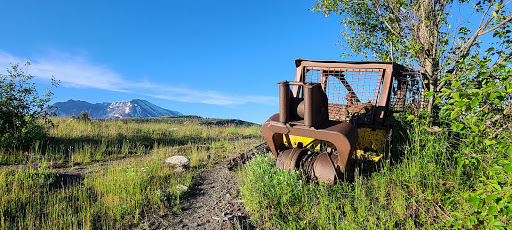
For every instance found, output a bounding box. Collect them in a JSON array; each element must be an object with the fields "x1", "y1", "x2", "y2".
[{"x1": 51, "y1": 99, "x2": 183, "y2": 119}]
